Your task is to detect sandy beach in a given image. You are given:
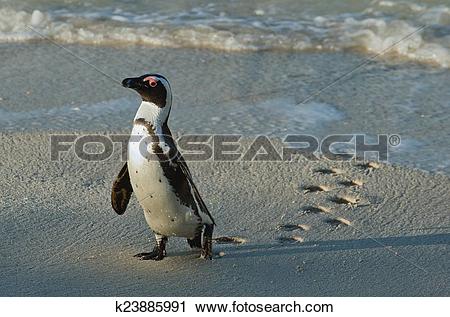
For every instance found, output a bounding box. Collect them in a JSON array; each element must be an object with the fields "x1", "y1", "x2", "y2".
[
  {"x1": 0, "y1": 130, "x2": 449, "y2": 296},
  {"x1": 1, "y1": 1, "x2": 450, "y2": 296}
]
